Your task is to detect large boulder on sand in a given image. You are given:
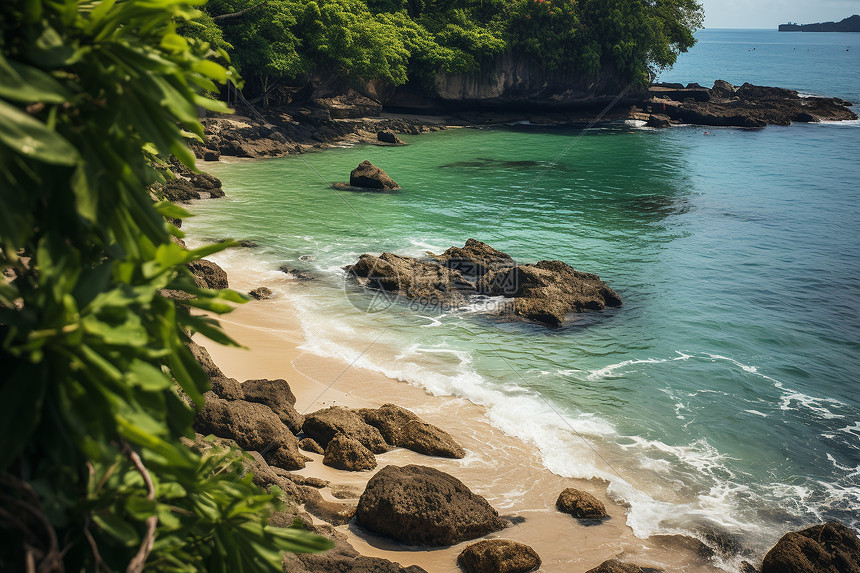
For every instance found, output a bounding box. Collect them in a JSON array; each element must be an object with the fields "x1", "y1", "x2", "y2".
[
  {"x1": 349, "y1": 160, "x2": 399, "y2": 190},
  {"x1": 556, "y1": 488, "x2": 607, "y2": 519},
  {"x1": 457, "y1": 539, "x2": 541, "y2": 573},
  {"x1": 302, "y1": 406, "x2": 390, "y2": 453},
  {"x1": 241, "y1": 378, "x2": 303, "y2": 433},
  {"x1": 323, "y1": 434, "x2": 377, "y2": 471},
  {"x1": 355, "y1": 464, "x2": 507, "y2": 546},
  {"x1": 194, "y1": 395, "x2": 307, "y2": 470},
  {"x1": 359, "y1": 404, "x2": 465, "y2": 458},
  {"x1": 761, "y1": 521, "x2": 860, "y2": 573},
  {"x1": 188, "y1": 259, "x2": 229, "y2": 289}
]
